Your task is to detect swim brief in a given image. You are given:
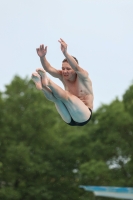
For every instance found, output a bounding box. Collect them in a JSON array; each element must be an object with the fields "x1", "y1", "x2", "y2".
[{"x1": 66, "y1": 108, "x2": 92, "y2": 126}]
